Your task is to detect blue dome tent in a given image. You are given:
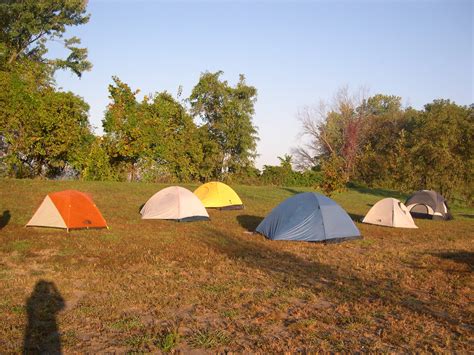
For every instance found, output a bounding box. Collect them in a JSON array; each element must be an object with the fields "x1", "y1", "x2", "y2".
[{"x1": 256, "y1": 192, "x2": 361, "y2": 243}]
